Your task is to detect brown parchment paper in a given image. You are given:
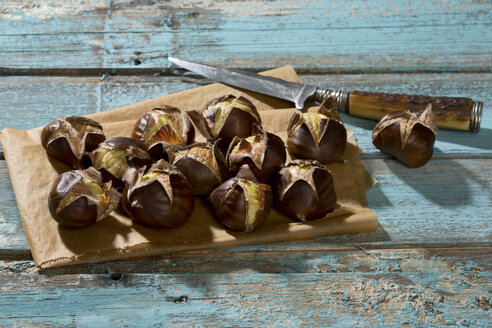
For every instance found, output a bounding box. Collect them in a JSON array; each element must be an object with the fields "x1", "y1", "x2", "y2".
[{"x1": 0, "y1": 66, "x2": 377, "y2": 269}]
